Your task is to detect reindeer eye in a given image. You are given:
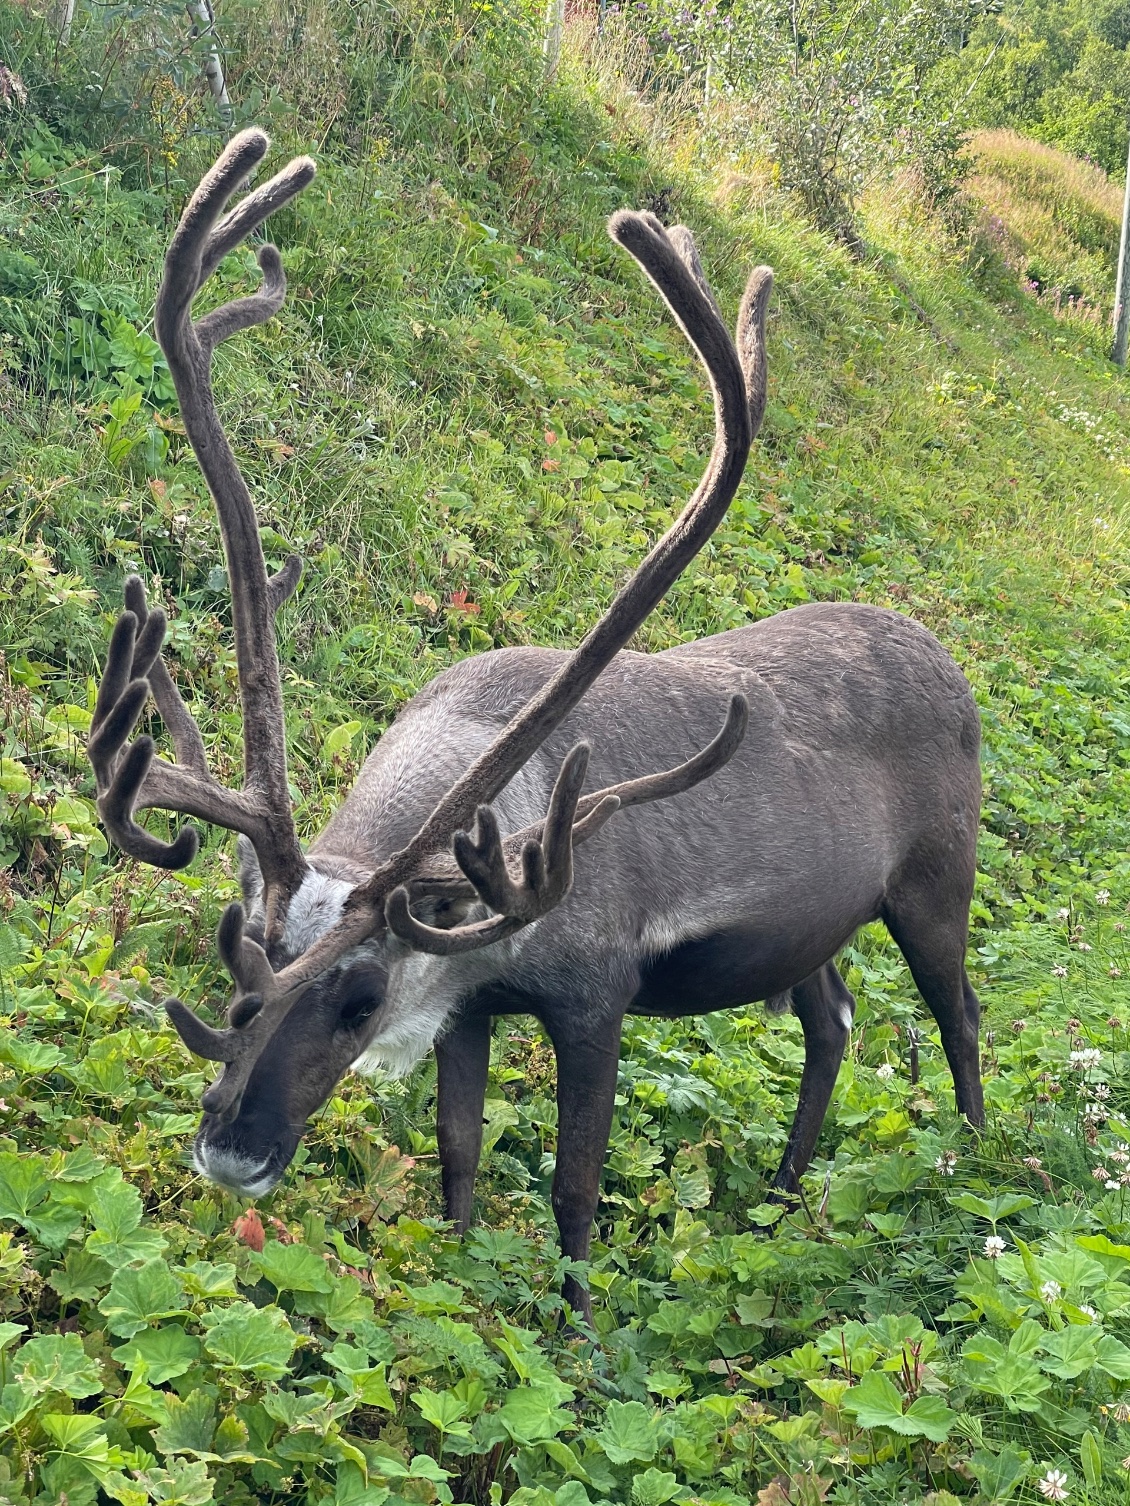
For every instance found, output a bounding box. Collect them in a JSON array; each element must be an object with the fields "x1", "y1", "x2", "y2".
[{"x1": 337, "y1": 982, "x2": 380, "y2": 1026}]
